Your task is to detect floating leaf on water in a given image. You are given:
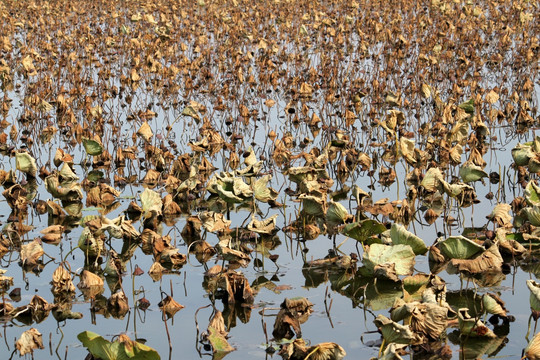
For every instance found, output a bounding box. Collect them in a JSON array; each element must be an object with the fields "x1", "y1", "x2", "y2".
[
  {"x1": 438, "y1": 235, "x2": 484, "y2": 260},
  {"x1": 373, "y1": 314, "x2": 422, "y2": 344},
  {"x1": 200, "y1": 211, "x2": 232, "y2": 233},
  {"x1": 448, "y1": 243, "x2": 503, "y2": 274},
  {"x1": 78, "y1": 331, "x2": 160, "y2": 360},
  {"x1": 342, "y1": 219, "x2": 386, "y2": 243},
  {"x1": 252, "y1": 174, "x2": 278, "y2": 203},
  {"x1": 363, "y1": 244, "x2": 415, "y2": 276},
  {"x1": 16, "y1": 328, "x2": 43, "y2": 356},
  {"x1": 247, "y1": 214, "x2": 278, "y2": 235},
  {"x1": 278, "y1": 338, "x2": 346, "y2": 360},
  {"x1": 457, "y1": 308, "x2": 496, "y2": 338}
]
